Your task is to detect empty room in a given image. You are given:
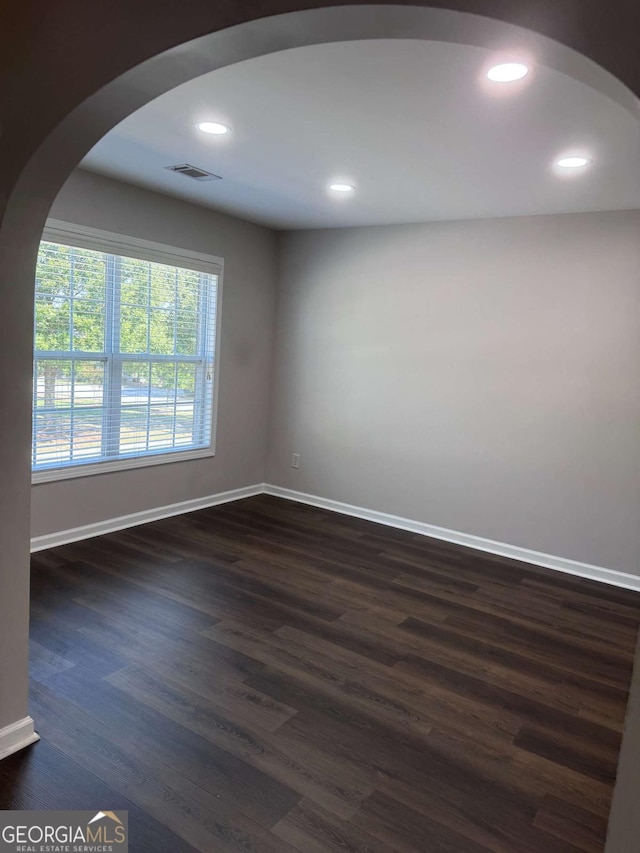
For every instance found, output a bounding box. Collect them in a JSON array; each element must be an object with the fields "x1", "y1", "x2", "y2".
[{"x1": 1, "y1": 4, "x2": 639, "y2": 853}]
